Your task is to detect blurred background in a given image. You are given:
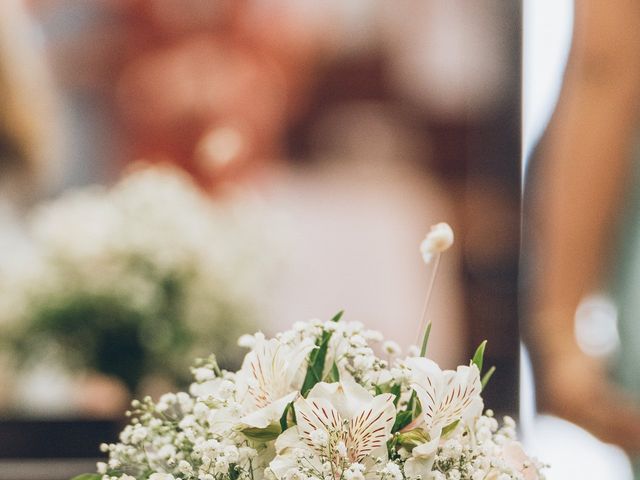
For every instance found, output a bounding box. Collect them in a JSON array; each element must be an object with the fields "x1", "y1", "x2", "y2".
[
  {"x1": 0, "y1": 0, "x2": 527, "y2": 479},
  {"x1": 523, "y1": 0, "x2": 640, "y2": 479}
]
